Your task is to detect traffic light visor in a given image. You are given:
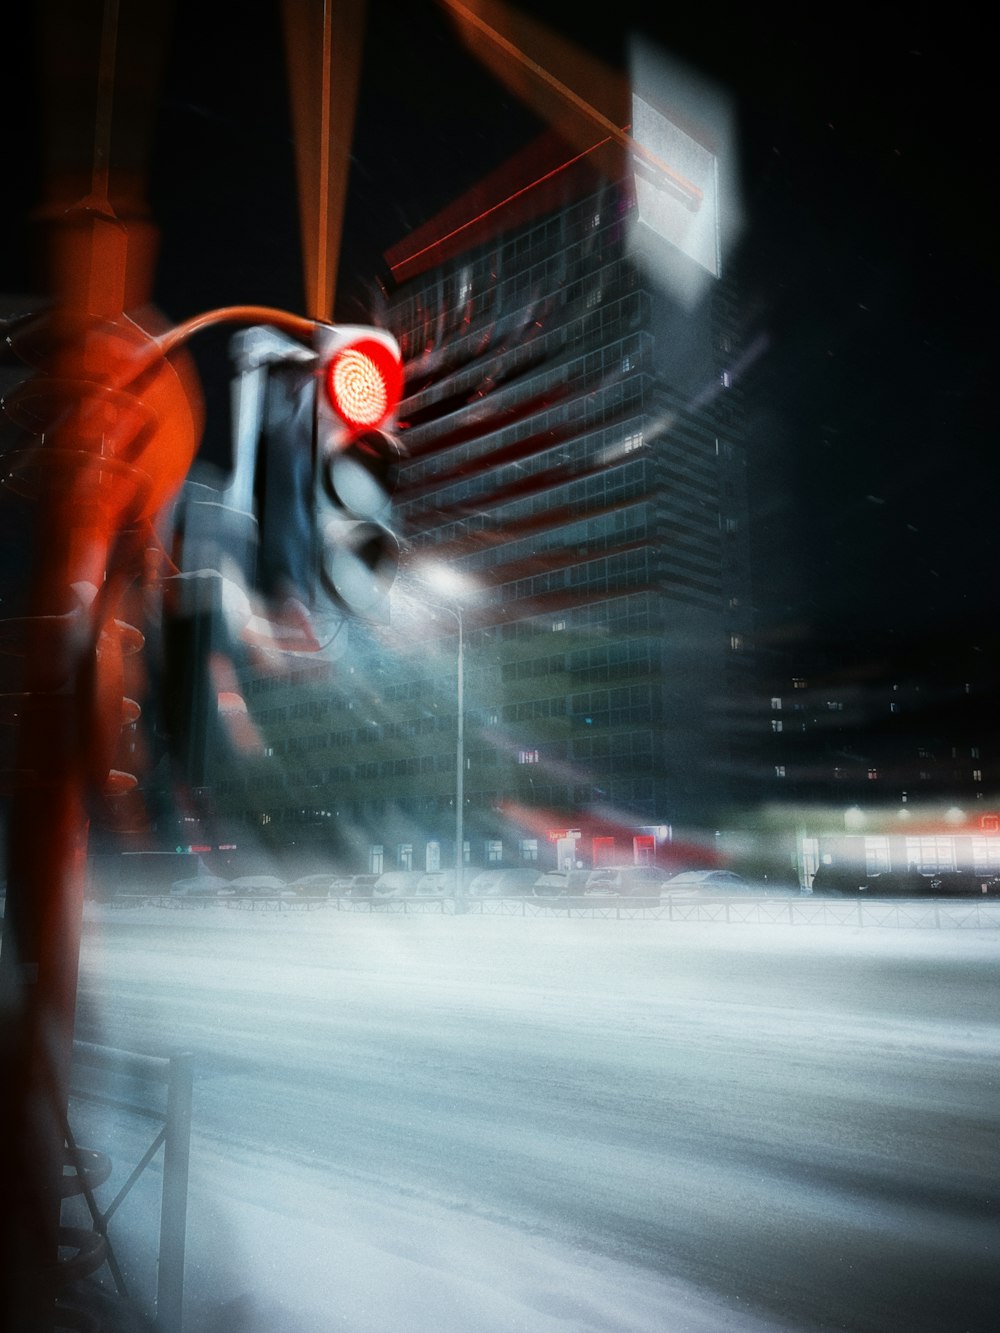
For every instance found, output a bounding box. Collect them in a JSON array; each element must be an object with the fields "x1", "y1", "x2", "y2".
[{"x1": 325, "y1": 337, "x2": 403, "y2": 431}]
